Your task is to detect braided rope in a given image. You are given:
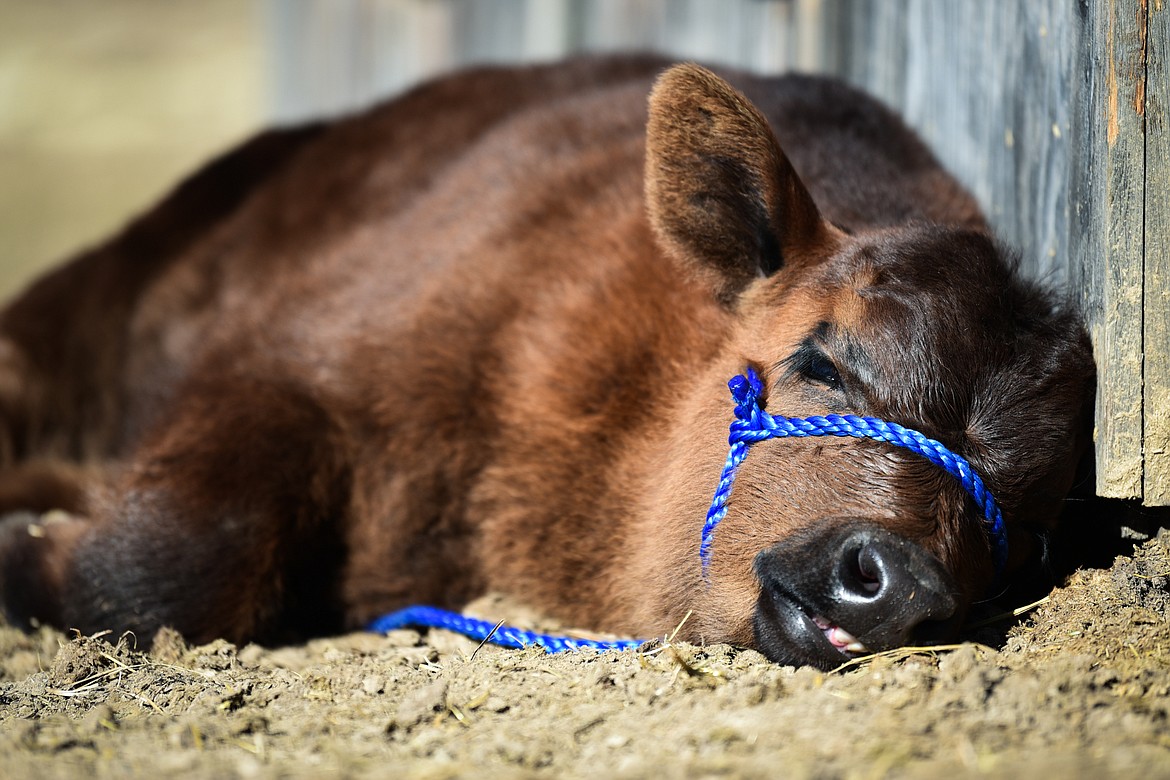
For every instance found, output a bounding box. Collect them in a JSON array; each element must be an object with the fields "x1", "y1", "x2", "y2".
[
  {"x1": 367, "y1": 605, "x2": 642, "y2": 653},
  {"x1": 700, "y1": 368, "x2": 1008, "y2": 577},
  {"x1": 370, "y1": 368, "x2": 1008, "y2": 653}
]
